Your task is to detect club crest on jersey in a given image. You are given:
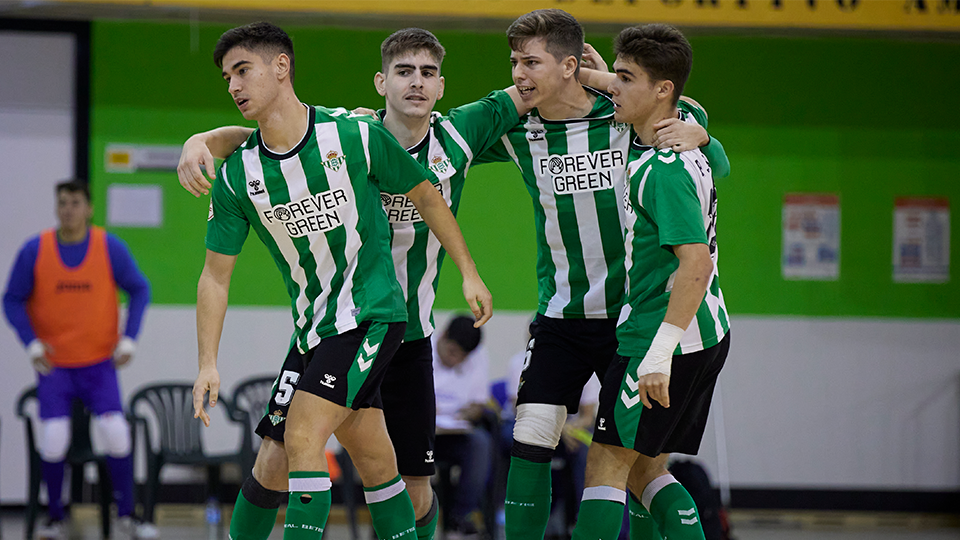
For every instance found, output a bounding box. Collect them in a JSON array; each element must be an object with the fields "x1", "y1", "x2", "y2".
[
  {"x1": 428, "y1": 155, "x2": 451, "y2": 175},
  {"x1": 527, "y1": 129, "x2": 545, "y2": 141},
  {"x1": 268, "y1": 410, "x2": 285, "y2": 426},
  {"x1": 610, "y1": 121, "x2": 630, "y2": 133},
  {"x1": 248, "y1": 179, "x2": 265, "y2": 196},
  {"x1": 322, "y1": 150, "x2": 346, "y2": 172}
]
